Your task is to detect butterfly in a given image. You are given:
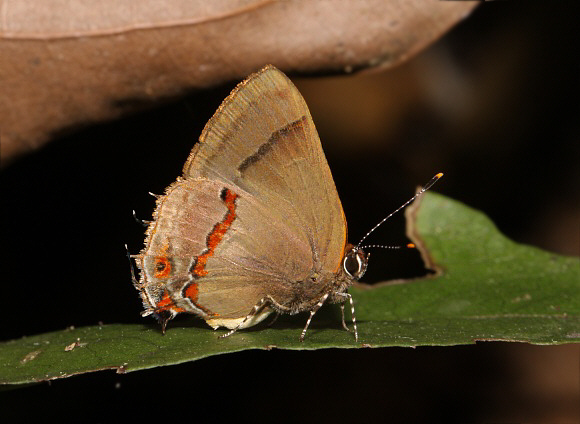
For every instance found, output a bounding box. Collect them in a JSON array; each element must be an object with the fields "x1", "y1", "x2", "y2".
[{"x1": 131, "y1": 65, "x2": 442, "y2": 341}]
